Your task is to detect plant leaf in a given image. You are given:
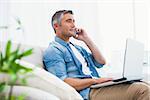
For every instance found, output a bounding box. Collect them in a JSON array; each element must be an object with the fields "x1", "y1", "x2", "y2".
[
  {"x1": 5, "y1": 40, "x2": 11, "y2": 59},
  {"x1": 20, "y1": 78, "x2": 27, "y2": 85},
  {"x1": 17, "y1": 94, "x2": 26, "y2": 100},
  {"x1": 1, "y1": 61, "x2": 10, "y2": 72},
  {"x1": 0, "y1": 82, "x2": 6, "y2": 92},
  {"x1": 18, "y1": 65, "x2": 32, "y2": 73},
  {"x1": 9, "y1": 73, "x2": 17, "y2": 85},
  {"x1": 18, "y1": 49, "x2": 33, "y2": 58},
  {"x1": 0, "y1": 52, "x2": 3, "y2": 67},
  {"x1": 11, "y1": 45, "x2": 20, "y2": 56}
]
